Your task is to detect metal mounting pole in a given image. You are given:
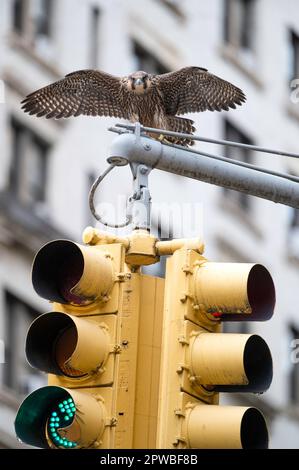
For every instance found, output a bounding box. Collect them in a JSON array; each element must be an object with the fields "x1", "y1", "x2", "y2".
[{"x1": 108, "y1": 131, "x2": 299, "y2": 209}]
